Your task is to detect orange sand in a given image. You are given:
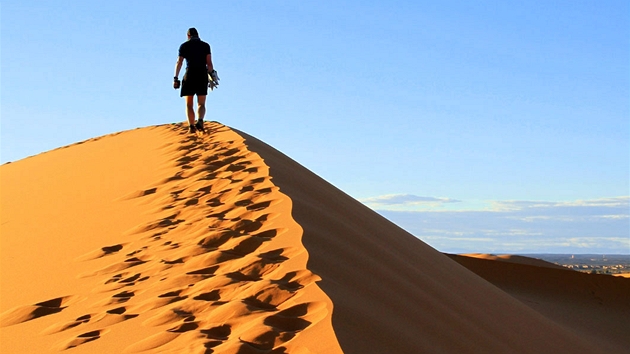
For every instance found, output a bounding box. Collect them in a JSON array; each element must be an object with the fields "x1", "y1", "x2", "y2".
[
  {"x1": 1, "y1": 123, "x2": 339, "y2": 353},
  {"x1": 1, "y1": 122, "x2": 627, "y2": 353}
]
